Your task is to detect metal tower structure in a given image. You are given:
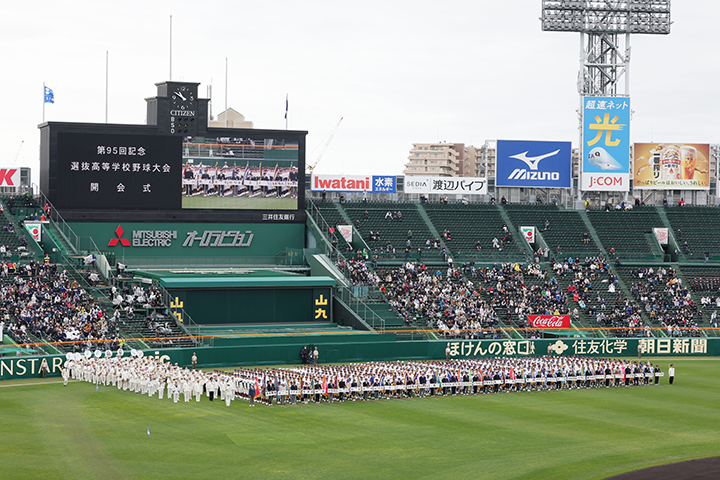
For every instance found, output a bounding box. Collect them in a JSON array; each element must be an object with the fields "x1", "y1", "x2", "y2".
[
  {"x1": 541, "y1": 0, "x2": 671, "y2": 97},
  {"x1": 541, "y1": 1, "x2": 671, "y2": 202}
]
